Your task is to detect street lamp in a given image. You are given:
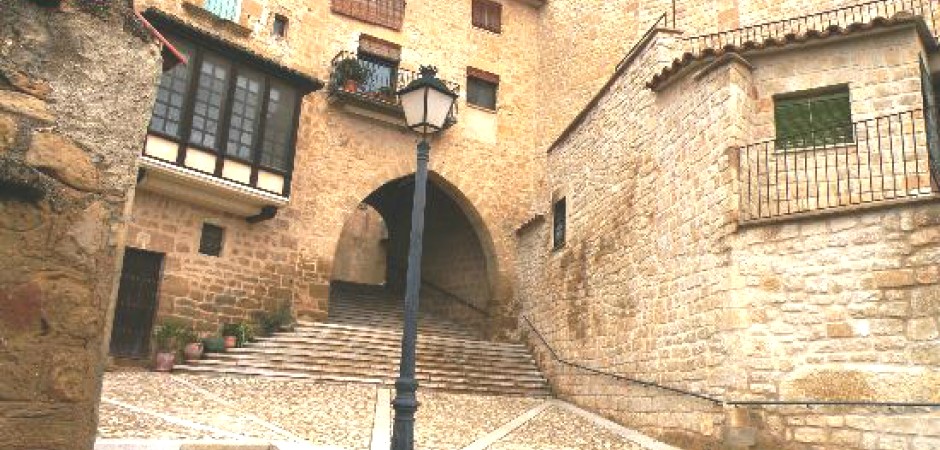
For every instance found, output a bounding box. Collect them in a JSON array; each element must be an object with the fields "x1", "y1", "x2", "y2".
[{"x1": 390, "y1": 66, "x2": 458, "y2": 450}]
